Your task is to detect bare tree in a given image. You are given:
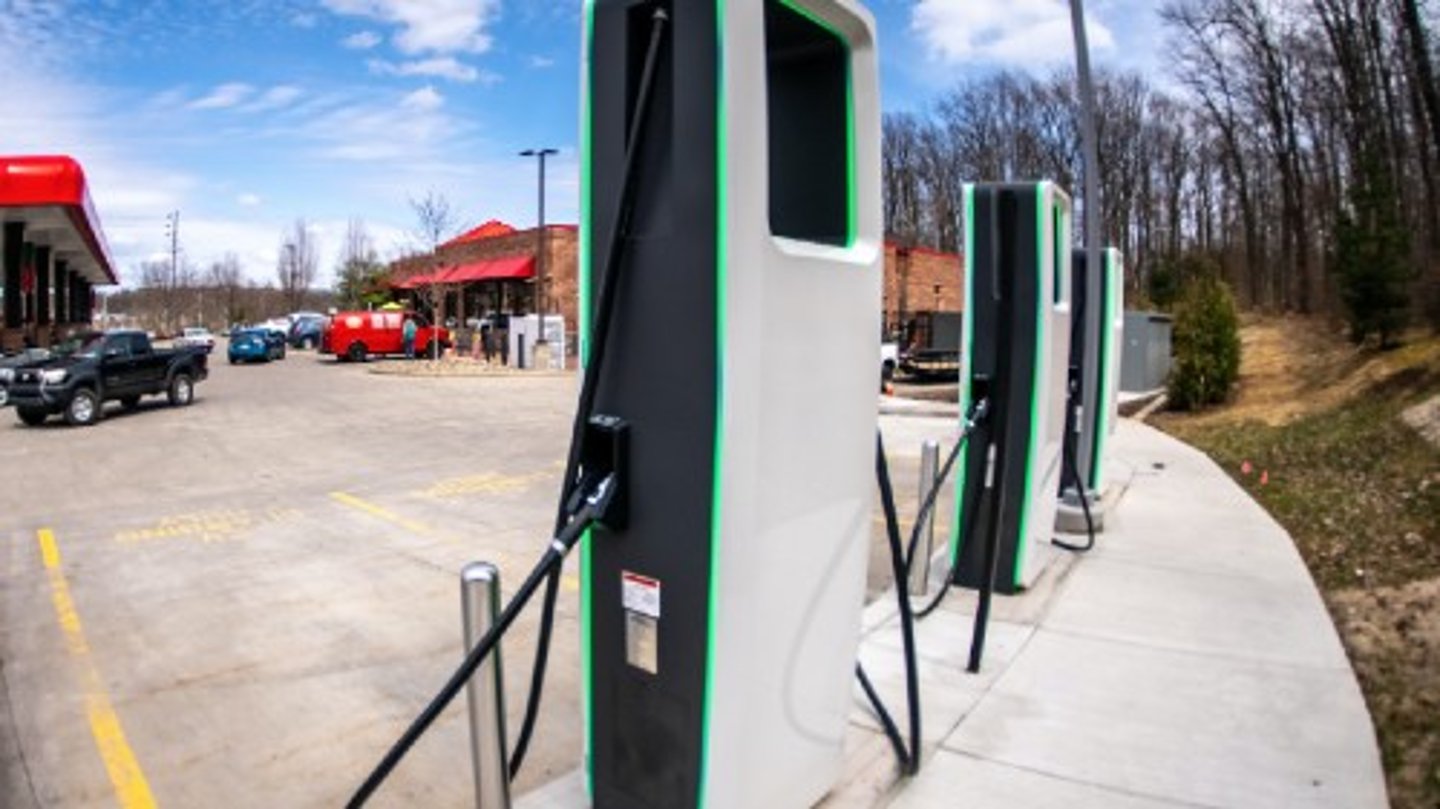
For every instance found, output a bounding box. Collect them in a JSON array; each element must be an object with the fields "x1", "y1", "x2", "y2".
[
  {"x1": 335, "y1": 218, "x2": 387, "y2": 310},
  {"x1": 207, "y1": 253, "x2": 246, "y2": 327},
  {"x1": 409, "y1": 191, "x2": 458, "y2": 359},
  {"x1": 276, "y1": 219, "x2": 319, "y2": 314},
  {"x1": 410, "y1": 191, "x2": 456, "y2": 253}
]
